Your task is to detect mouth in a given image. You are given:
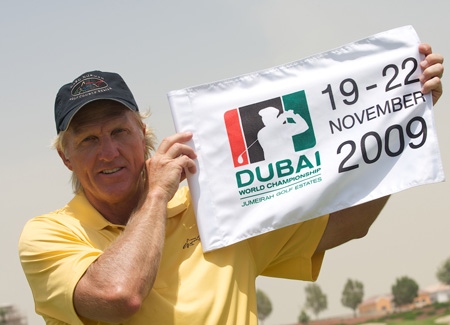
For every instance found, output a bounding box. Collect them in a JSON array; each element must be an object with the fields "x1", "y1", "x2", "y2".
[{"x1": 100, "y1": 167, "x2": 123, "y2": 174}]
